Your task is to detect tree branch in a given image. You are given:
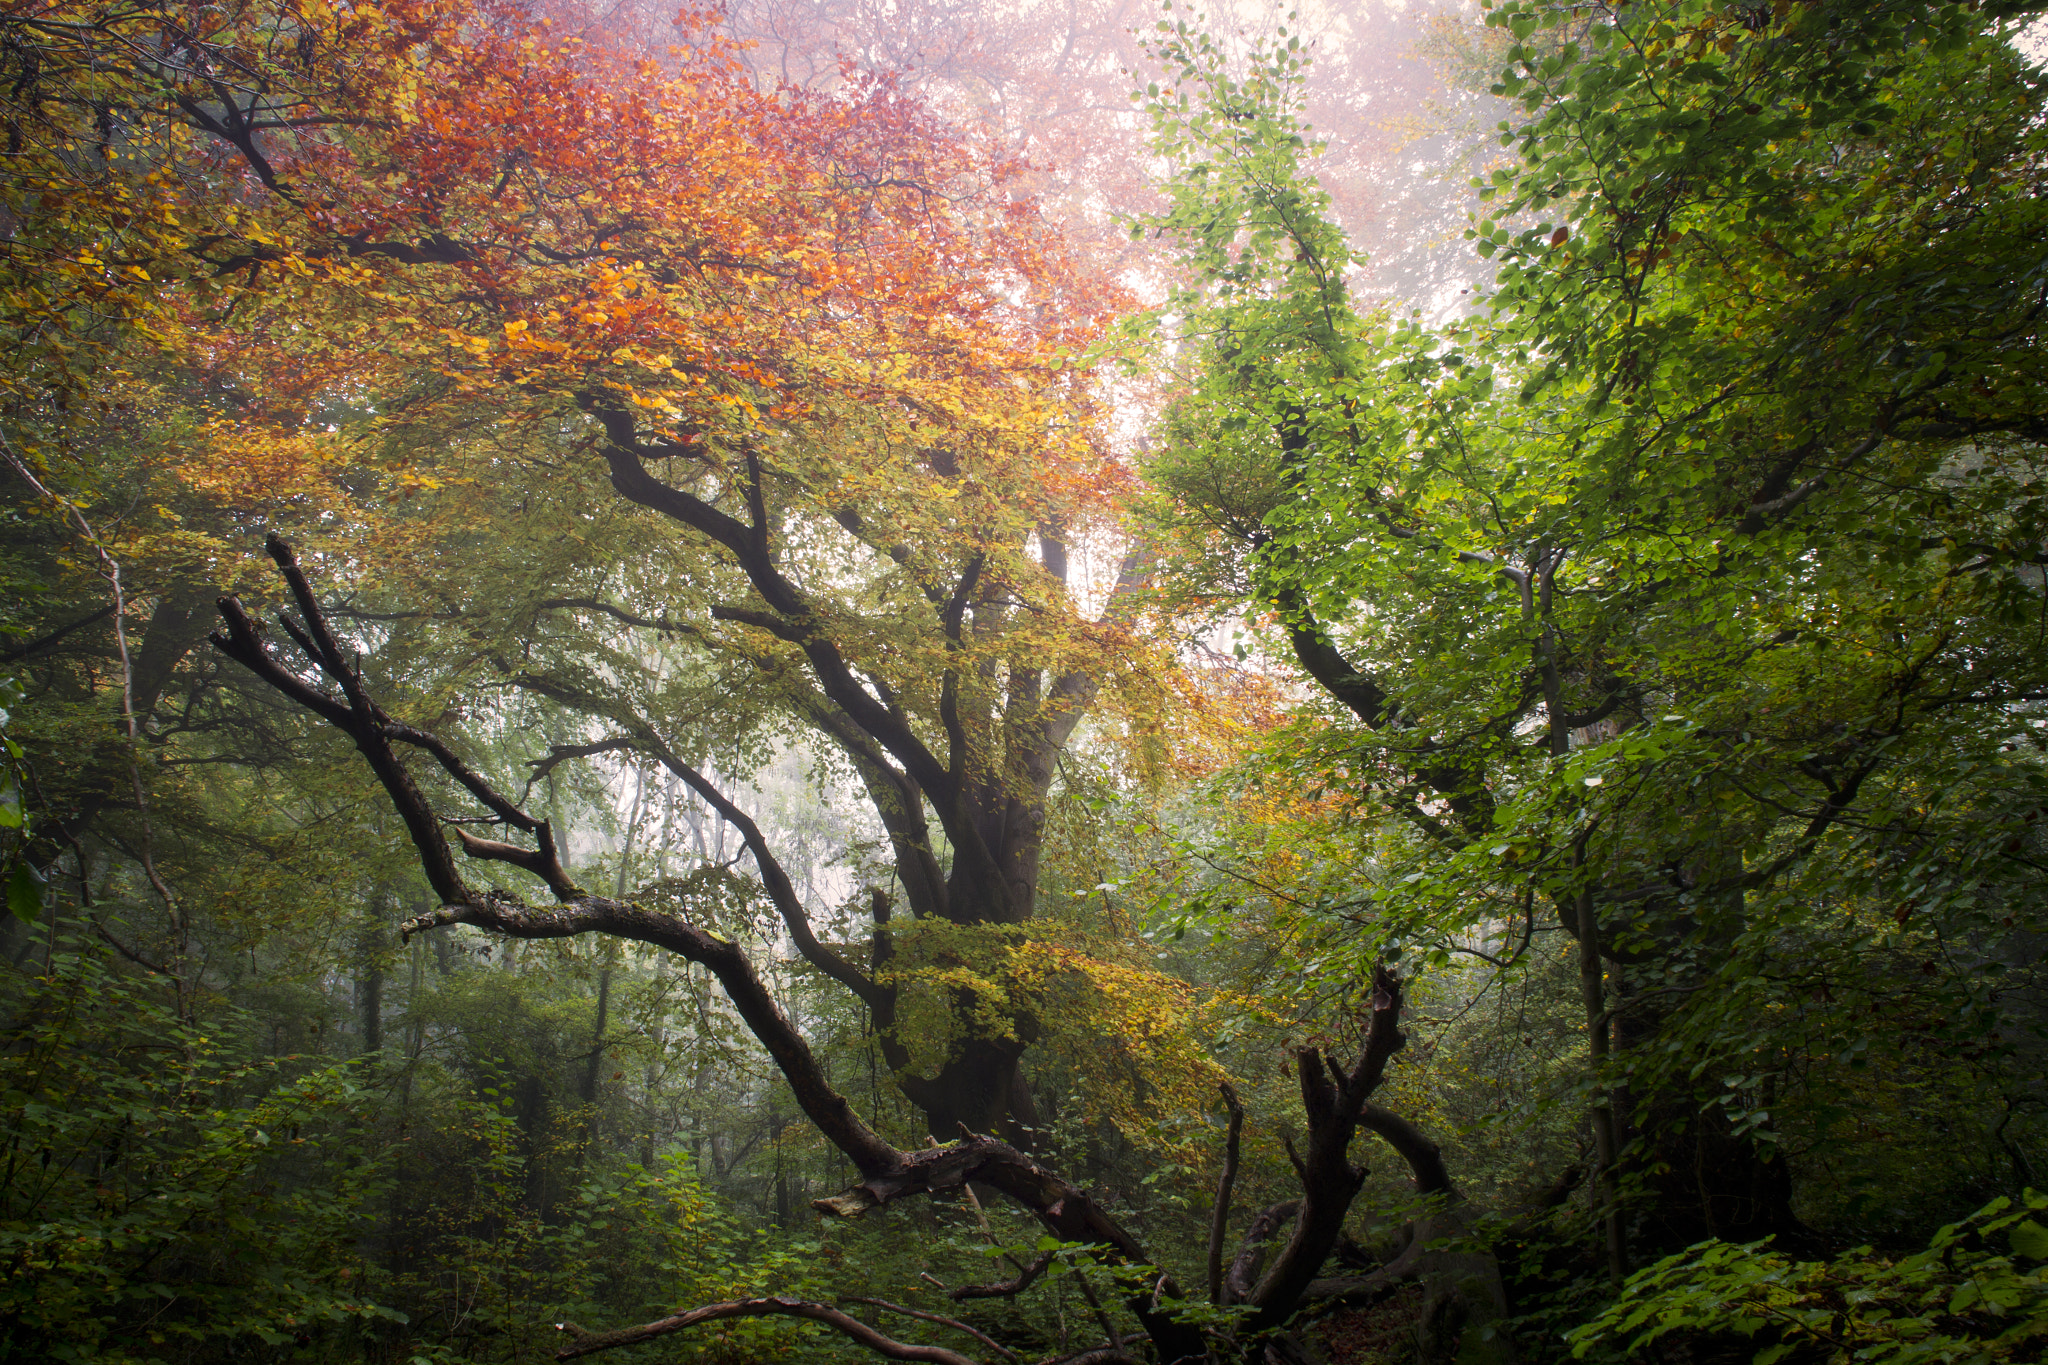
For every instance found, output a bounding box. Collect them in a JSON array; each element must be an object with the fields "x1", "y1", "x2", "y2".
[
  {"x1": 402, "y1": 893, "x2": 902, "y2": 1177},
  {"x1": 210, "y1": 542, "x2": 467, "y2": 904},
  {"x1": 1248, "y1": 968, "x2": 1409, "y2": 1329},
  {"x1": 0, "y1": 604, "x2": 114, "y2": 662},
  {"x1": 840, "y1": 1298, "x2": 1017, "y2": 1362},
  {"x1": 948, "y1": 1250, "x2": 1055, "y2": 1301},
  {"x1": 636, "y1": 732, "x2": 884, "y2": 1007},
  {"x1": 525, "y1": 737, "x2": 641, "y2": 791},
  {"x1": 1224, "y1": 1201, "x2": 1299, "y2": 1305},
  {"x1": 553, "y1": 1297, "x2": 977, "y2": 1363},
  {"x1": 812, "y1": 1129, "x2": 1207, "y2": 1365},
  {"x1": 214, "y1": 546, "x2": 1204, "y2": 1365}
]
